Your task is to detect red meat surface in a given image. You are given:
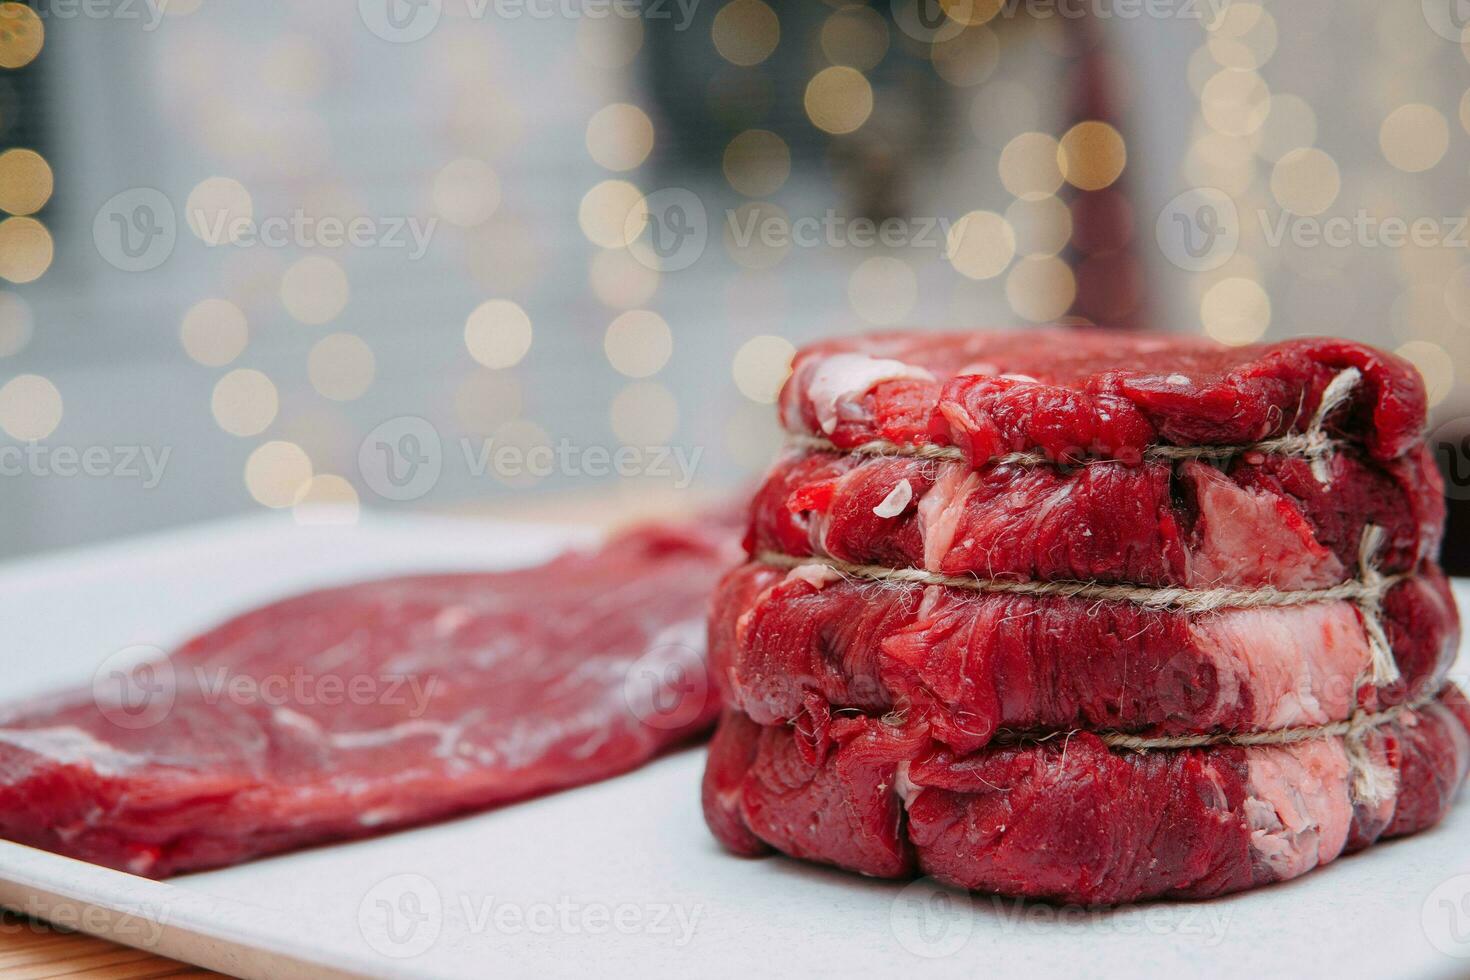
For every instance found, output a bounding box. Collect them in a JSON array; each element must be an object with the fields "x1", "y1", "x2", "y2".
[
  {"x1": 710, "y1": 562, "x2": 1458, "y2": 753},
  {"x1": 0, "y1": 522, "x2": 739, "y2": 878},
  {"x1": 749, "y1": 444, "x2": 1445, "y2": 587},
  {"x1": 703, "y1": 688, "x2": 1470, "y2": 905},
  {"x1": 780, "y1": 330, "x2": 1426, "y2": 464}
]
